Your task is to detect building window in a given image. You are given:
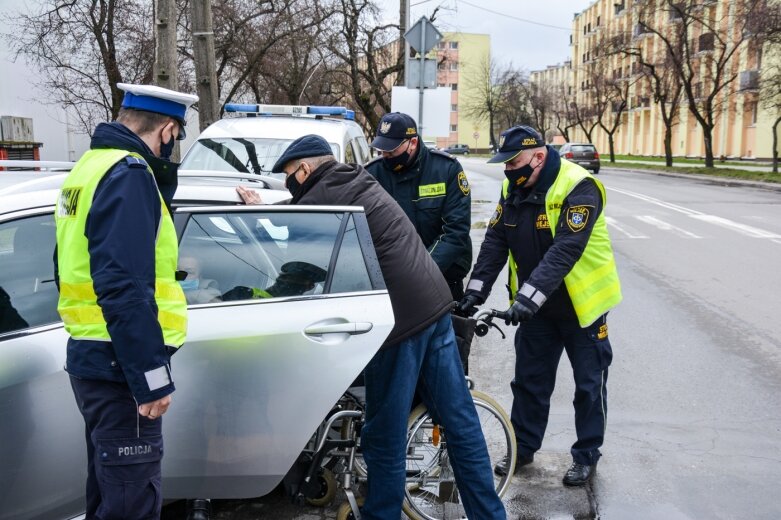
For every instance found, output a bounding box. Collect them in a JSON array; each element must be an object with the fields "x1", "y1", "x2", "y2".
[
  {"x1": 750, "y1": 102, "x2": 758, "y2": 125},
  {"x1": 451, "y1": 83, "x2": 458, "y2": 91},
  {"x1": 438, "y1": 42, "x2": 445, "y2": 49},
  {"x1": 451, "y1": 104, "x2": 458, "y2": 112},
  {"x1": 449, "y1": 41, "x2": 458, "y2": 49},
  {"x1": 438, "y1": 62, "x2": 445, "y2": 70},
  {"x1": 450, "y1": 62, "x2": 459, "y2": 71},
  {"x1": 438, "y1": 82, "x2": 446, "y2": 87},
  {"x1": 450, "y1": 124, "x2": 458, "y2": 132},
  {"x1": 597, "y1": 15, "x2": 601, "y2": 26}
]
